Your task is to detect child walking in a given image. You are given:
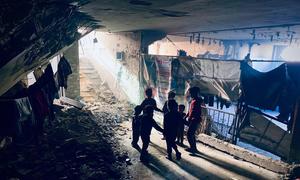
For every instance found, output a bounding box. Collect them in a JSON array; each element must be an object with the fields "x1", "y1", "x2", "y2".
[
  {"x1": 176, "y1": 104, "x2": 186, "y2": 146},
  {"x1": 140, "y1": 88, "x2": 163, "y2": 113},
  {"x1": 140, "y1": 105, "x2": 163, "y2": 163},
  {"x1": 131, "y1": 105, "x2": 142, "y2": 149},
  {"x1": 163, "y1": 100, "x2": 181, "y2": 160}
]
